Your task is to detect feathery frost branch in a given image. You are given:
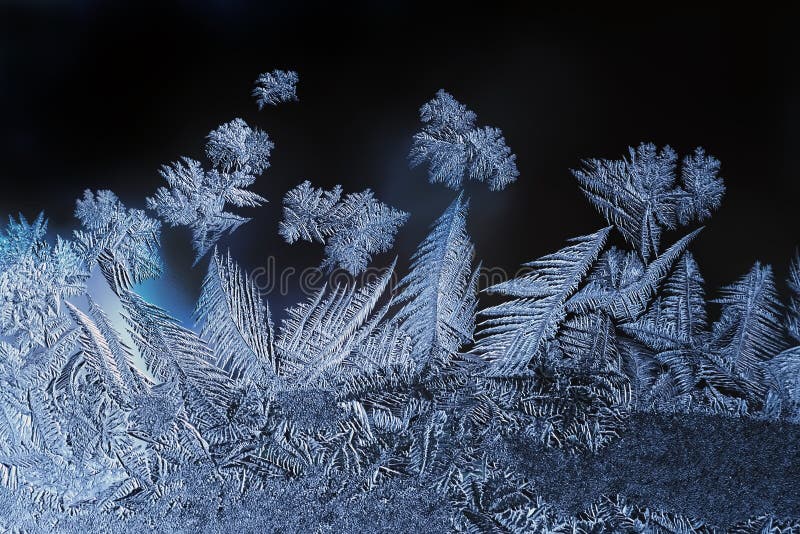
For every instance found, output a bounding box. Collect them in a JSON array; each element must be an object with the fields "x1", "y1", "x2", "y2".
[
  {"x1": 279, "y1": 181, "x2": 408, "y2": 275},
  {"x1": 410, "y1": 89, "x2": 519, "y2": 191}
]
